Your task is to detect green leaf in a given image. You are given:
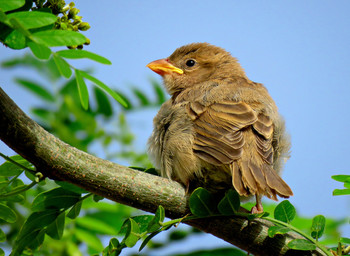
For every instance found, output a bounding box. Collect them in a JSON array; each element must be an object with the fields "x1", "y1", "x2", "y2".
[
  {"x1": 53, "y1": 55, "x2": 72, "y2": 78},
  {"x1": 57, "y1": 50, "x2": 112, "y2": 65},
  {"x1": 311, "y1": 215, "x2": 326, "y2": 241},
  {"x1": 8, "y1": 17, "x2": 31, "y2": 37},
  {"x1": 32, "y1": 30, "x2": 86, "y2": 47},
  {"x1": 124, "y1": 218, "x2": 141, "y2": 248},
  {"x1": 132, "y1": 87, "x2": 150, "y2": 106},
  {"x1": 340, "y1": 237, "x2": 350, "y2": 244},
  {"x1": 94, "y1": 87, "x2": 113, "y2": 117},
  {"x1": 4, "y1": 29, "x2": 26, "y2": 49},
  {"x1": 67, "y1": 201, "x2": 82, "y2": 219},
  {"x1": 93, "y1": 194, "x2": 104, "y2": 202},
  {"x1": 79, "y1": 70, "x2": 128, "y2": 107},
  {"x1": 0, "y1": 203, "x2": 17, "y2": 223},
  {"x1": 0, "y1": 0, "x2": 25, "y2": 12},
  {"x1": 331, "y1": 175, "x2": 350, "y2": 182},
  {"x1": 147, "y1": 206, "x2": 165, "y2": 233},
  {"x1": 0, "y1": 228, "x2": 6, "y2": 242},
  {"x1": 28, "y1": 41, "x2": 51, "y2": 60},
  {"x1": 189, "y1": 187, "x2": 217, "y2": 217},
  {"x1": 274, "y1": 200, "x2": 296, "y2": 224},
  {"x1": 151, "y1": 79, "x2": 166, "y2": 104},
  {"x1": 287, "y1": 239, "x2": 316, "y2": 250},
  {"x1": 0, "y1": 9, "x2": 7, "y2": 22},
  {"x1": 217, "y1": 189, "x2": 240, "y2": 215},
  {"x1": 15, "y1": 78, "x2": 55, "y2": 102},
  {"x1": 268, "y1": 226, "x2": 291, "y2": 238},
  {"x1": 55, "y1": 180, "x2": 88, "y2": 194},
  {"x1": 333, "y1": 188, "x2": 350, "y2": 196},
  {"x1": 76, "y1": 216, "x2": 118, "y2": 235},
  {"x1": 120, "y1": 215, "x2": 154, "y2": 235},
  {"x1": 75, "y1": 228, "x2": 103, "y2": 252},
  {"x1": 13, "y1": 210, "x2": 60, "y2": 255},
  {"x1": 139, "y1": 230, "x2": 161, "y2": 252},
  {"x1": 31, "y1": 187, "x2": 81, "y2": 212},
  {"x1": 75, "y1": 69, "x2": 89, "y2": 110},
  {"x1": 114, "y1": 90, "x2": 132, "y2": 110},
  {"x1": 0, "y1": 155, "x2": 26, "y2": 176},
  {"x1": 0, "y1": 248, "x2": 3, "y2": 256},
  {"x1": 46, "y1": 211, "x2": 65, "y2": 239},
  {"x1": 7, "y1": 11, "x2": 56, "y2": 29}
]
